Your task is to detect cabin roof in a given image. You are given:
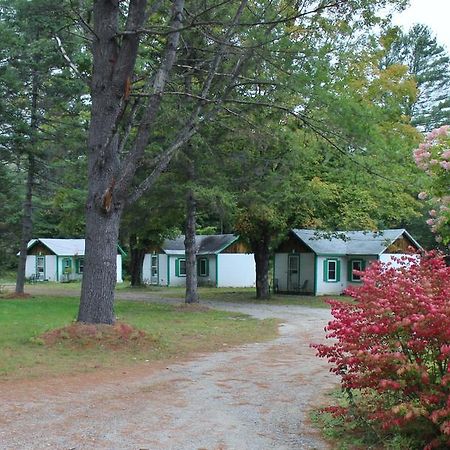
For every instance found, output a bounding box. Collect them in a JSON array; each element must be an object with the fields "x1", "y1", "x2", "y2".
[
  {"x1": 162, "y1": 234, "x2": 239, "y2": 255},
  {"x1": 290, "y1": 229, "x2": 421, "y2": 256},
  {"x1": 26, "y1": 238, "x2": 125, "y2": 256}
]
